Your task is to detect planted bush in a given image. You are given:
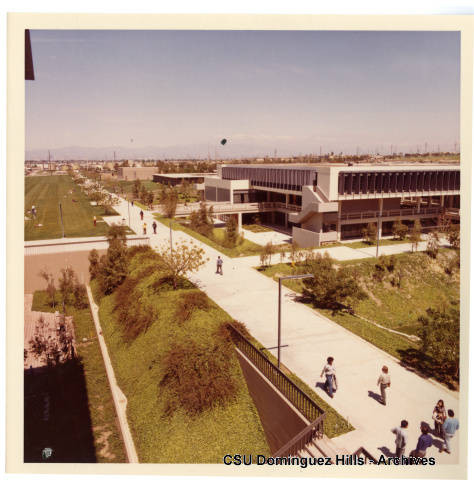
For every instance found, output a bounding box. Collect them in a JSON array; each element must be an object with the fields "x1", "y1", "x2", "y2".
[
  {"x1": 160, "y1": 340, "x2": 237, "y2": 416},
  {"x1": 175, "y1": 291, "x2": 209, "y2": 324}
]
